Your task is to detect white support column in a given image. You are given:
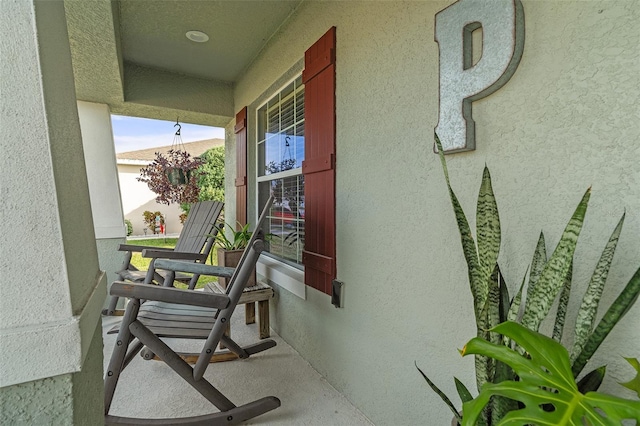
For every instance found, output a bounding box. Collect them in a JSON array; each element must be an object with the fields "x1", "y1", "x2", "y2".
[
  {"x1": 78, "y1": 101, "x2": 126, "y2": 240},
  {"x1": 77, "y1": 102, "x2": 127, "y2": 304},
  {"x1": 0, "y1": 1, "x2": 105, "y2": 423}
]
